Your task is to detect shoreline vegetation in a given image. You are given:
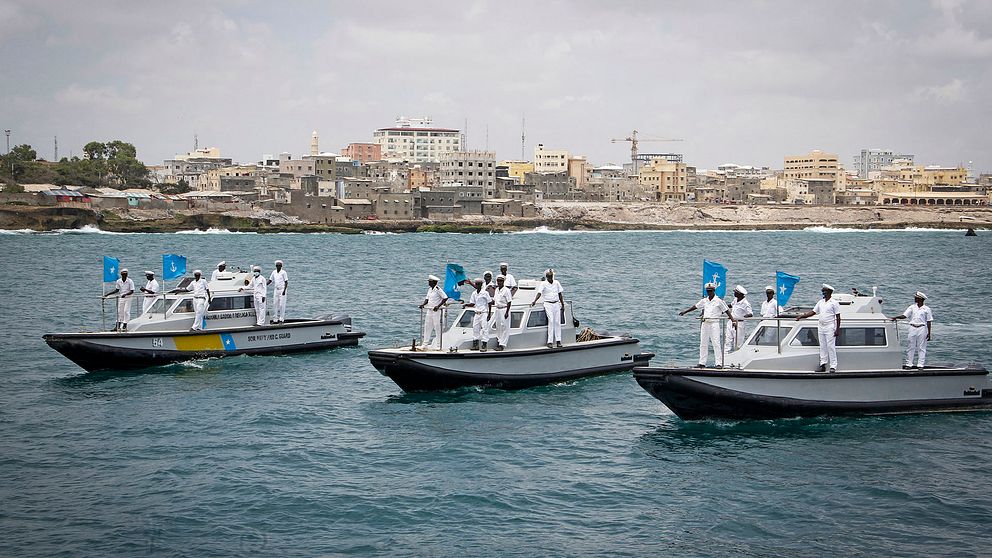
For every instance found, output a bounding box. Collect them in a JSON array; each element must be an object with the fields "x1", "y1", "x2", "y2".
[{"x1": 1, "y1": 203, "x2": 989, "y2": 234}]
